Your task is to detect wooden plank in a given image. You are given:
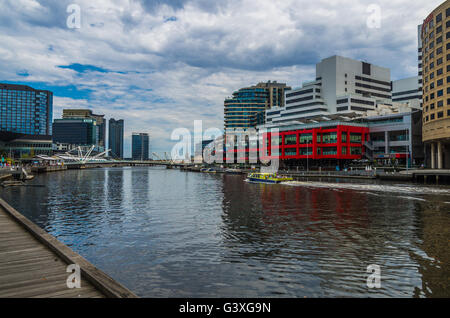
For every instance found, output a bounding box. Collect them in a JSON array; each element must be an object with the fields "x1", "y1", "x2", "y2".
[
  {"x1": 0, "y1": 199, "x2": 137, "y2": 298},
  {"x1": 0, "y1": 278, "x2": 96, "y2": 298},
  {"x1": 0, "y1": 260, "x2": 65, "y2": 276},
  {"x1": 0, "y1": 265, "x2": 68, "y2": 285},
  {"x1": 37, "y1": 289, "x2": 101, "y2": 299},
  {"x1": 0, "y1": 249, "x2": 53, "y2": 264}
]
